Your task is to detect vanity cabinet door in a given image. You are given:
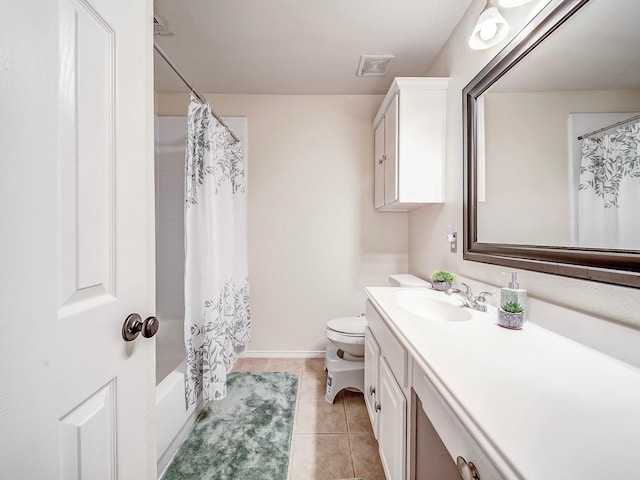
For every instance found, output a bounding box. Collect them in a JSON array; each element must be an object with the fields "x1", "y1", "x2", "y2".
[
  {"x1": 364, "y1": 327, "x2": 380, "y2": 436},
  {"x1": 379, "y1": 357, "x2": 407, "y2": 480}
]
